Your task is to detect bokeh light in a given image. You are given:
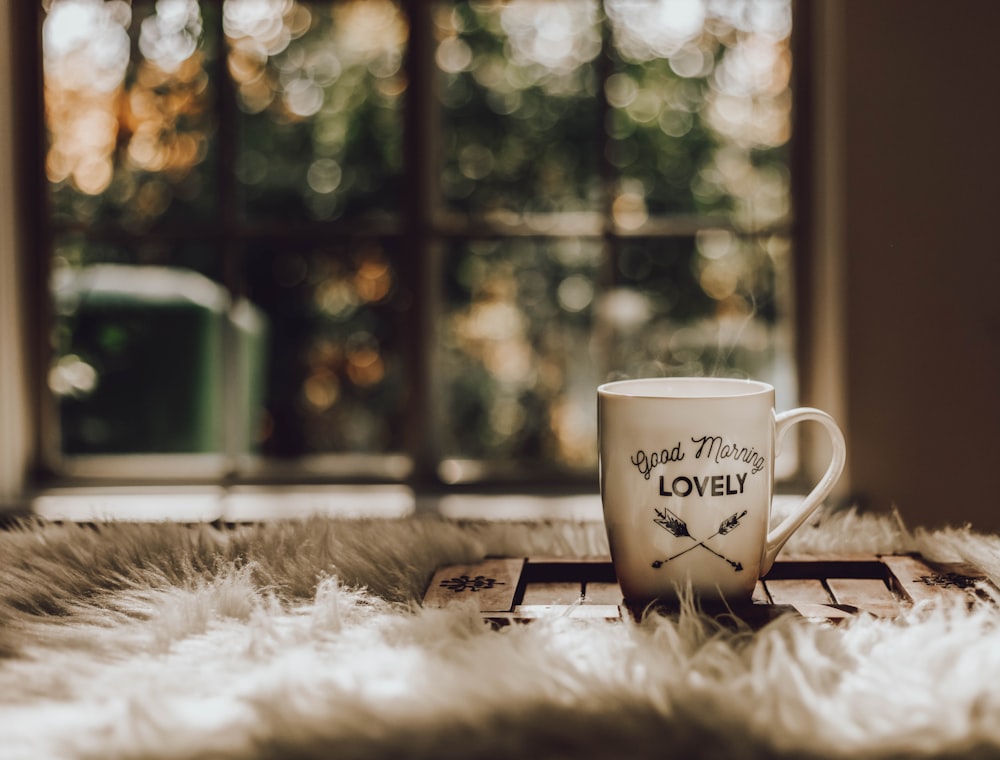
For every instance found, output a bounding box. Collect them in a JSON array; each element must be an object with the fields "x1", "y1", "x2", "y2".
[
  {"x1": 228, "y1": 0, "x2": 407, "y2": 220},
  {"x1": 243, "y1": 240, "x2": 405, "y2": 456},
  {"x1": 441, "y1": 238, "x2": 603, "y2": 467},
  {"x1": 436, "y1": 0, "x2": 602, "y2": 215},
  {"x1": 44, "y1": 0, "x2": 214, "y2": 226}
]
